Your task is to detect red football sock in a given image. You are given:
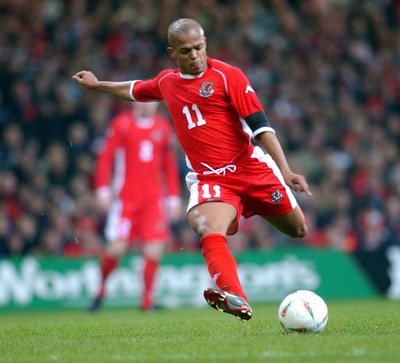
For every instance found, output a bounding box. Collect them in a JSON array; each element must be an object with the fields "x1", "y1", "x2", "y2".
[
  {"x1": 200, "y1": 233, "x2": 248, "y2": 301},
  {"x1": 141, "y1": 256, "x2": 159, "y2": 309},
  {"x1": 97, "y1": 253, "x2": 118, "y2": 299}
]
